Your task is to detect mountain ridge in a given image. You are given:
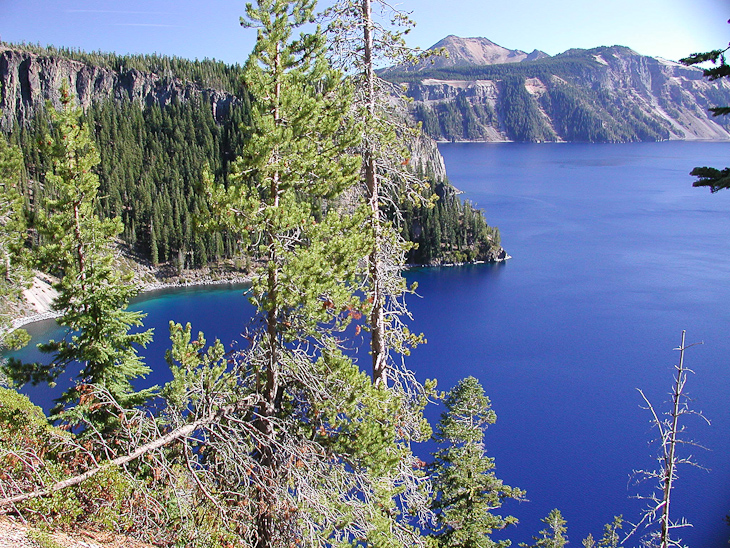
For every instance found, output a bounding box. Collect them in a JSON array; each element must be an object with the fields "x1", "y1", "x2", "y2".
[{"x1": 384, "y1": 39, "x2": 730, "y2": 143}]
